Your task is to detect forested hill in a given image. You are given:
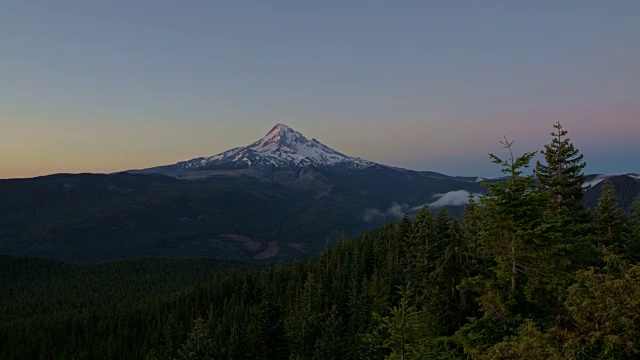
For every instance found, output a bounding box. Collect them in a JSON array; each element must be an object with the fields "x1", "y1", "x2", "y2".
[
  {"x1": 2, "y1": 123, "x2": 640, "y2": 359},
  {"x1": 1, "y1": 190, "x2": 639, "y2": 359},
  {"x1": 583, "y1": 173, "x2": 640, "y2": 212}
]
